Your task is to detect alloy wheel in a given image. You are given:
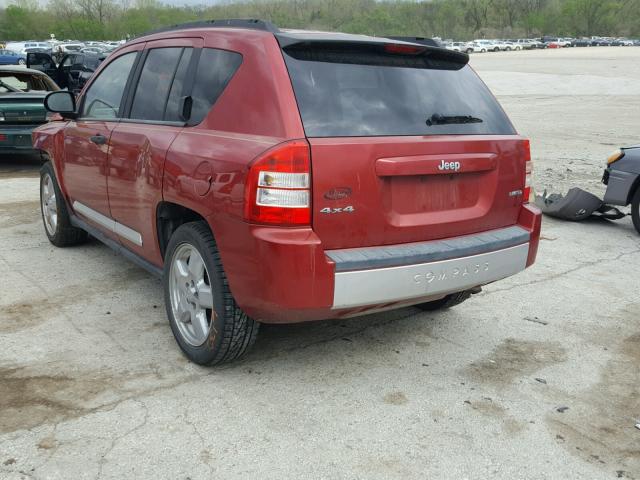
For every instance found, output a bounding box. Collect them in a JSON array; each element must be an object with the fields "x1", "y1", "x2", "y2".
[
  {"x1": 41, "y1": 173, "x2": 58, "y2": 236},
  {"x1": 169, "y1": 243, "x2": 215, "y2": 346}
]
